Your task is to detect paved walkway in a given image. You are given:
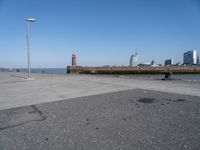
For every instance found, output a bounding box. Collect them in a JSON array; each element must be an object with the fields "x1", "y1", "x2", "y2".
[
  {"x1": 0, "y1": 72, "x2": 200, "y2": 110},
  {"x1": 1, "y1": 72, "x2": 200, "y2": 149}
]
